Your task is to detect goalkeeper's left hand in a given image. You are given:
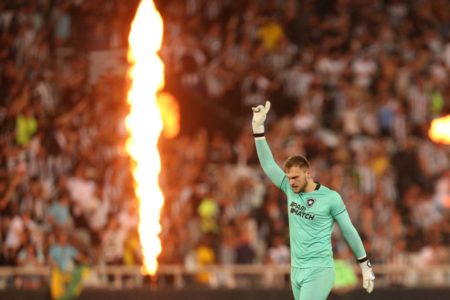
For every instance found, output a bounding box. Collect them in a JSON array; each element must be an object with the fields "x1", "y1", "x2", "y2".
[
  {"x1": 359, "y1": 258, "x2": 375, "y2": 293},
  {"x1": 251, "y1": 101, "x2": 271, "y2": 134}
]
